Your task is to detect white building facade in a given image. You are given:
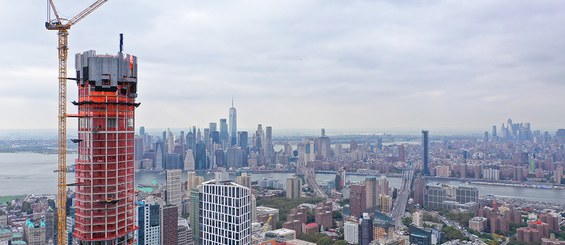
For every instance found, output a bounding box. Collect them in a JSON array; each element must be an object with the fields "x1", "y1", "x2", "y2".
[
  {"x1": 201, "y1": 180, "x2": 251, "y2": 245},
  {"x1": 344, "y1": 221, "x2": 359, "y2": 244}
]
